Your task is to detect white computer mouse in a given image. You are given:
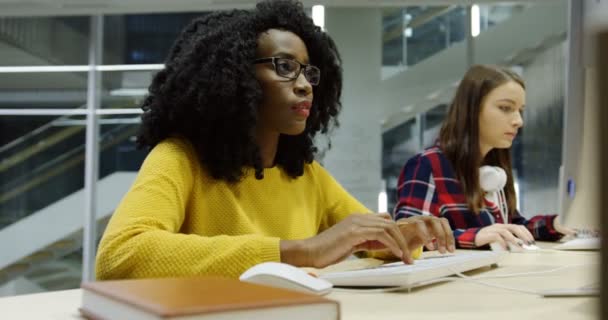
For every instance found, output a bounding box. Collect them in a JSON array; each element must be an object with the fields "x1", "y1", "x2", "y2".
[
  {"x1": 490, "y1": 242, "x2": 540, "y2": 253},
  {"x1": 239, "y1": 262, "x2": 333, "y2": 295}
]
